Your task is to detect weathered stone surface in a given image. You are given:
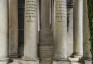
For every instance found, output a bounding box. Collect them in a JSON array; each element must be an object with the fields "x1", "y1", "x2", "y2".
[
  {"x1": 84, "y1": 60, "x2": 92, "y2": 64},
  {"x1": 0, "y1": 61, "x2": 8, "y2": 64},
  {"x1": 40, "y1": 0, "x2": 54, "y2": 61},
  {"x1": 73, "y1": 0, "x2": 83, "y2": 56},
  {"x1": 24, "y1": 0, "x2": 38, "y2": 59},
  {"x1": 71, "y1": 62, "x2": 83, "y2": 64},
  {"x1": 21, "y1": 60, "x2": 39, "y2": 64},
  {"x1": 11, "y1": 59, "x2": 39, "y2": 64},
  {"x1": 54, "y1": 0, "x2": 67, "y2": 59},
  {"x1": 53, "y1": 60, "x2": 70, "y2": 64},
  {"x1": 67, "y1": 8, "x2": 73, "y2": 56},
  {"x1": 68, "y1": 57, "x2": 79, "y2": 62},
  {"x1": 9, "y1": 62, "x2": 19, "y2": 64},
  {"x1": 0, "y1": 0, "x2": 8, "y2": 59},
  {"x1": 9, "y1": 0, "x2": 18, "y2": 58},
  {"x1": 83, "y1": 0, "x2": 92, "y2": 59}
]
